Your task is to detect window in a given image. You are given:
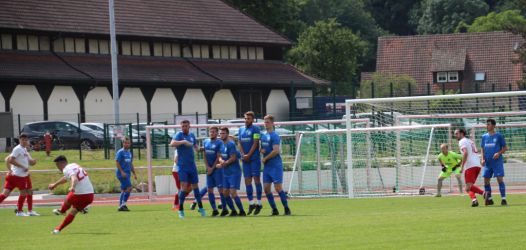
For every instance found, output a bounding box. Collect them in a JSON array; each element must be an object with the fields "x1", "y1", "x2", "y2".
[
  {"x1": 16, "y1": 35, "x2": 28, "y2": 50},
  {"x1": 1, "y1": 34, "x2": 13, "y2": 49},
  {"x1": 475, "y1": 72, "x2": 485, "y2": 81},
  {"x1": 88, "y1": 39, "x2": 110, "y2": 54},
  {"x1": 53, "y1": 38, "x2": 65, "y2": 52},
  {"x1": 239, "y1": 90, "x2": 263, "y2": 116},
  {"x1": 14, "y1": 35, "x2": 50, "y2": 51},
  {"x1": 437, "y1": 72, "x2": 447, "y2": 83},
  {"x1": 448, "y1": 72, "x2": 458, "y2": 82}
]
